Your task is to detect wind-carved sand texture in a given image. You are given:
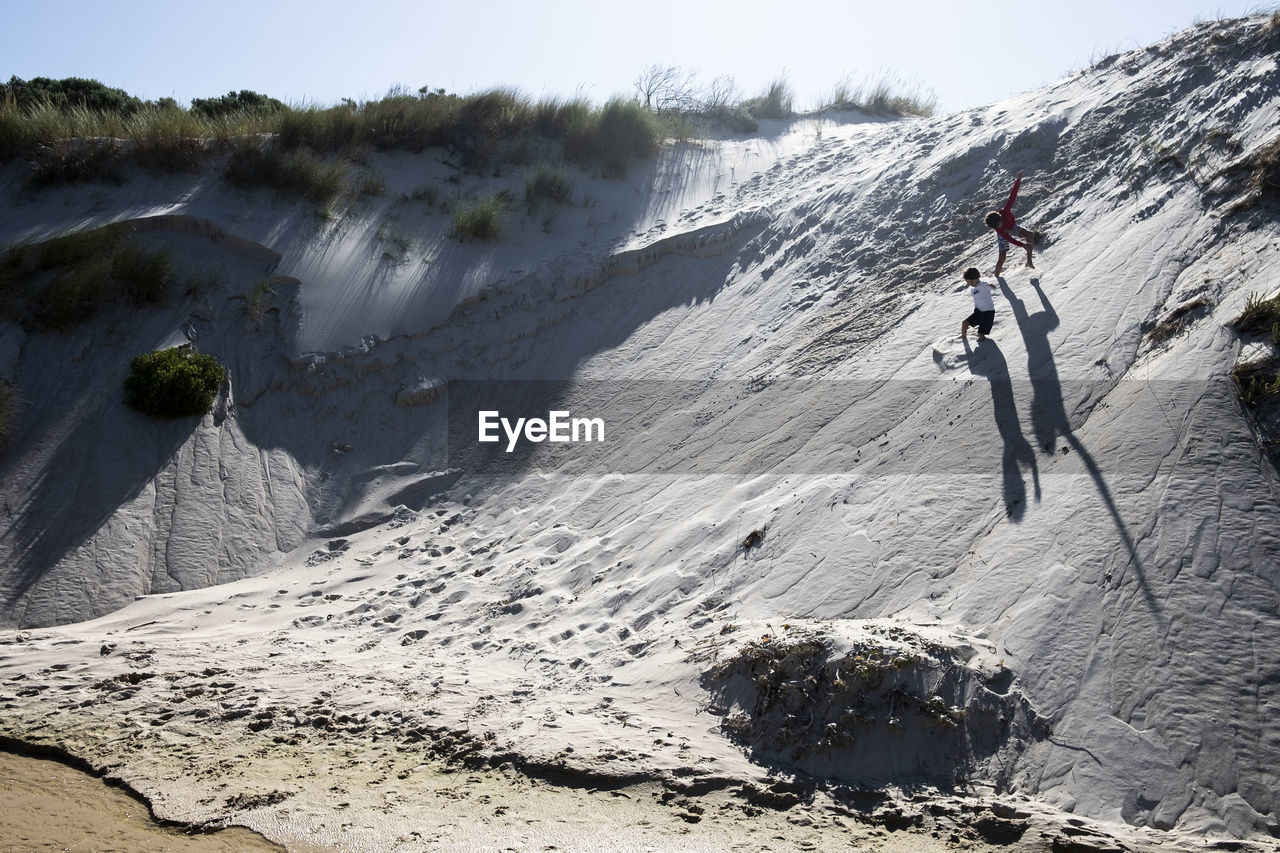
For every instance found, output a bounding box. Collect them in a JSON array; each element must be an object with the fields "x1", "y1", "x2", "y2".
[{"x1": 3, "y1": 12, "x2": 1280, "y2": 853}]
